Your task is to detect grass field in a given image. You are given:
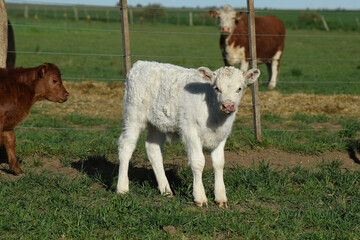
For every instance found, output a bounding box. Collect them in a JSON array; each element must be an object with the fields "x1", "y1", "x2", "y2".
[
  {"x1": 6, "y1": 17, "x2": 360, "y2": 95},
  {"x1": 1, "y1": 4, "x2": 360, "y2": 239}
]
